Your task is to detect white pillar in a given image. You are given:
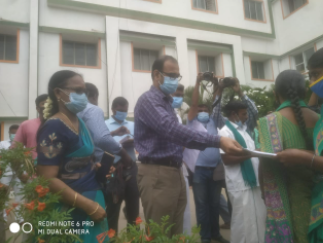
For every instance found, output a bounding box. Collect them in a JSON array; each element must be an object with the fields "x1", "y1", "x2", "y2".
[
  {"x1": 175, "y1": 33, "x2": 190, "y2": 88},
  {"x1": 28, "y1": 0, "x2": 39, "y2": 119},
  {"x1": 106, "y1": 16, "x2": 122, "y2": 116}
]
